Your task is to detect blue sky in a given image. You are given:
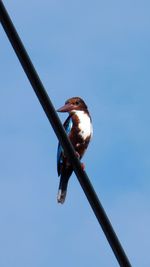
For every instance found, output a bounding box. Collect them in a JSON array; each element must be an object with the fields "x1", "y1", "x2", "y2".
[{"x1": 1, "y1": 0, "x2": 150, "y2": 266}]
